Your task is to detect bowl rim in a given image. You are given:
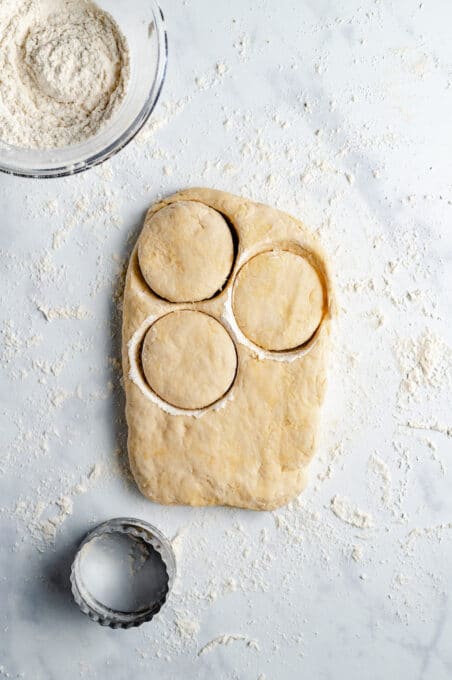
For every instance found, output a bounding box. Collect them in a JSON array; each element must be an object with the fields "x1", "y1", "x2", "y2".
[{"x1": 0, "y1": 1, "x2": 168, "y2": 180}]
